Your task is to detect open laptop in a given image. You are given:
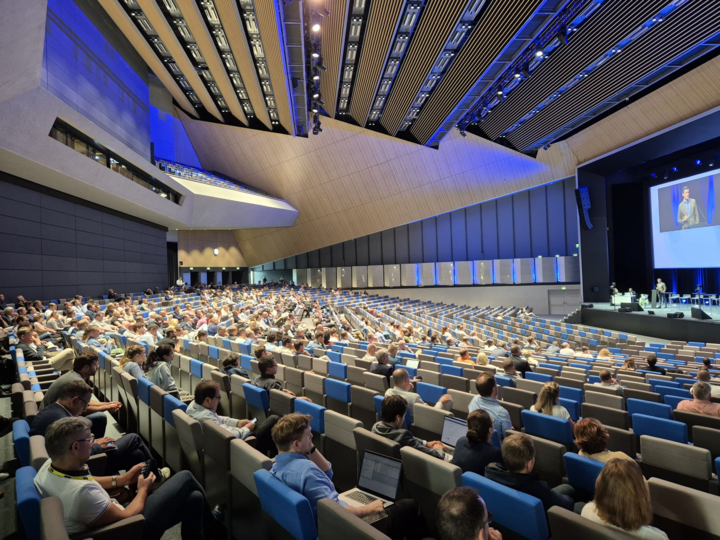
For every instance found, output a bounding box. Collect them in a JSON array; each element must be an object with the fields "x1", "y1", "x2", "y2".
[
  {"x1": 405, "y1": 359, "x2": 419, "y2": 370},
  {"x1": 440, "y1": 416, "x2": 468, "y2": 455},
  {"x1": 339, "y1": 451, "x2": 402, "y2": 510}
]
